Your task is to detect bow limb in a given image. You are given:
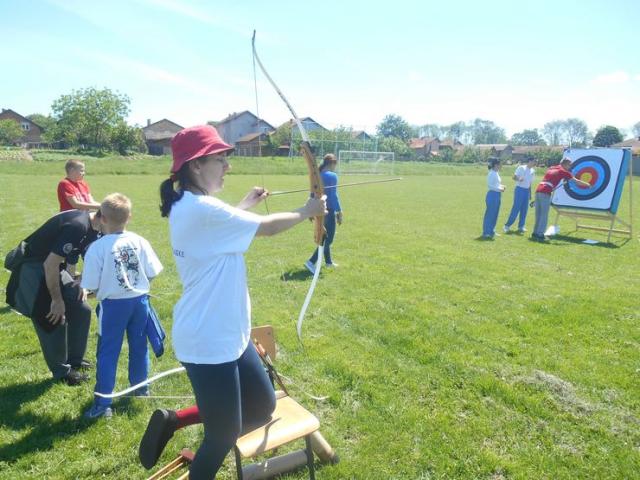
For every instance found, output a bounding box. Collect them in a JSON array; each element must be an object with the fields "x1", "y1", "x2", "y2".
[
  {"x1": 93, "y1": 366, "x2": 186, "y2": 399},
  {"x1": 252, "y1": 31, "x2": 325, "y2": 341}
]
